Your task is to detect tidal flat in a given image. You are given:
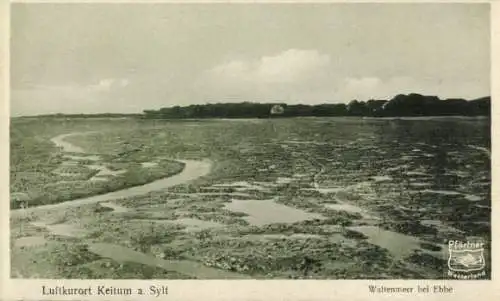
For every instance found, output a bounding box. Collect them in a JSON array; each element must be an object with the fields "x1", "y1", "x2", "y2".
[{"x1": 10, "y1": 117, "x2": 491, "y2": 279}]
